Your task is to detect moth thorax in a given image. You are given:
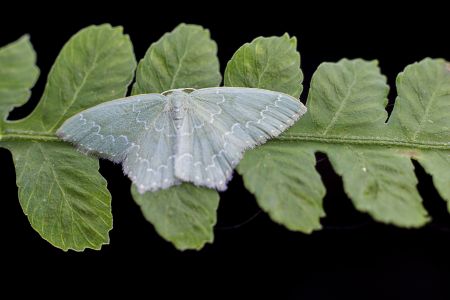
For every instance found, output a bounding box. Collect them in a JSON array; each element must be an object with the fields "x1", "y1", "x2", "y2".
[{"x1": 169, "y1": 91, "x2": 189, "y2": 129}]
